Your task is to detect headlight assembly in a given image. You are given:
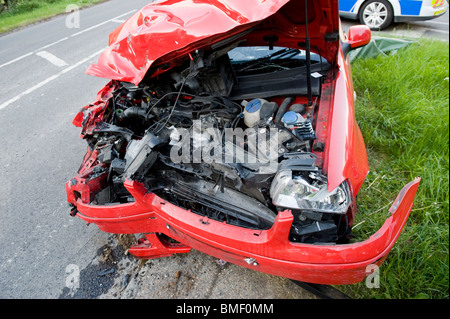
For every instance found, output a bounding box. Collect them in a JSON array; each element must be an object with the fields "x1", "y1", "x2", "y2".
[{"x1": 270, "y1": 170, "x2": 351, "y2": 214}]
